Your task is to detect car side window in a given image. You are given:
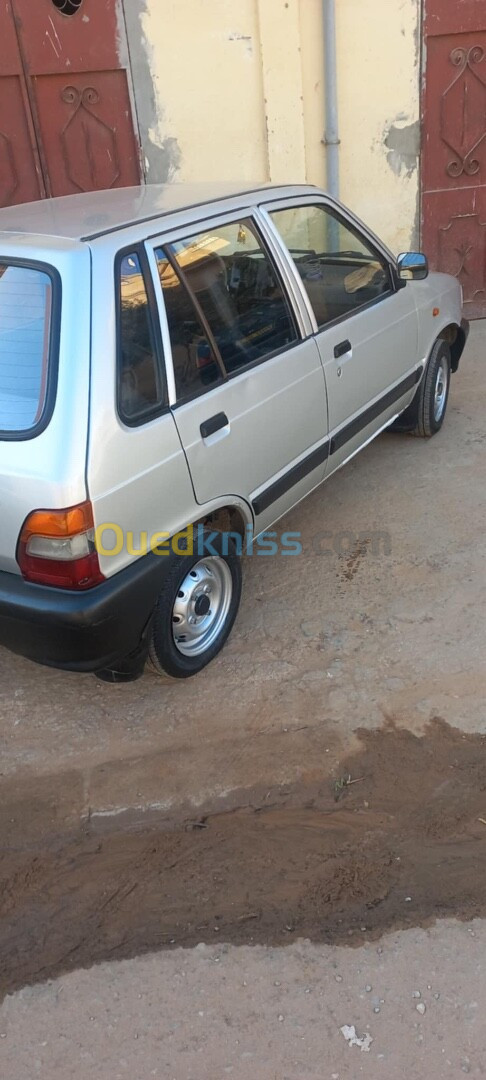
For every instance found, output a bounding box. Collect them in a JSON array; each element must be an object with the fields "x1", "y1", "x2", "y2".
[
  {"x1": 155, "y1": 248, "x2": 223, "y2": 403},
  {"x1": 157, "y1": 217, "x2": 298, "y2": 400},
  {"x1": 269, "y1": 204, "x2": 392, "y2": 328},
  {"x1": 117, "y1": 251, "x2": 165, "y2": 423}
]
